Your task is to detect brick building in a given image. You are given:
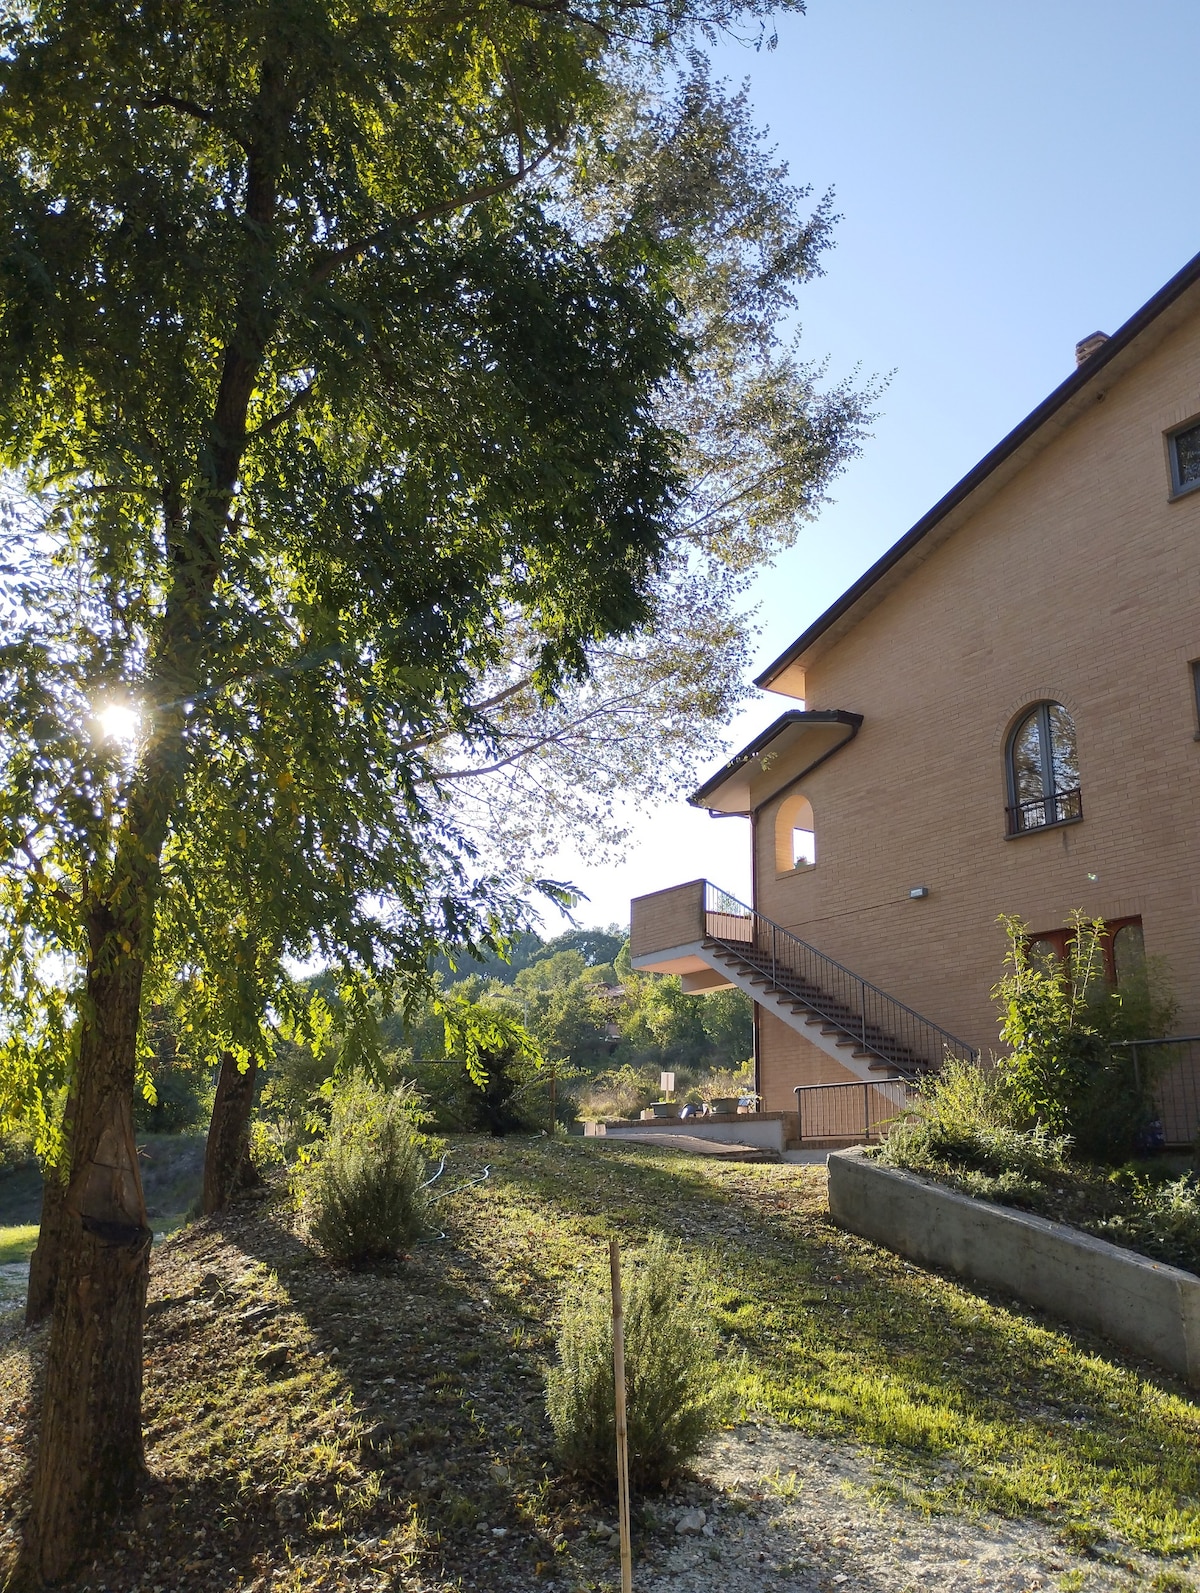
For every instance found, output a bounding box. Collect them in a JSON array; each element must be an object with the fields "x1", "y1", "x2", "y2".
[{"x1": 631, "y1": 250, "x2": 1200, "y2": 1133}]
